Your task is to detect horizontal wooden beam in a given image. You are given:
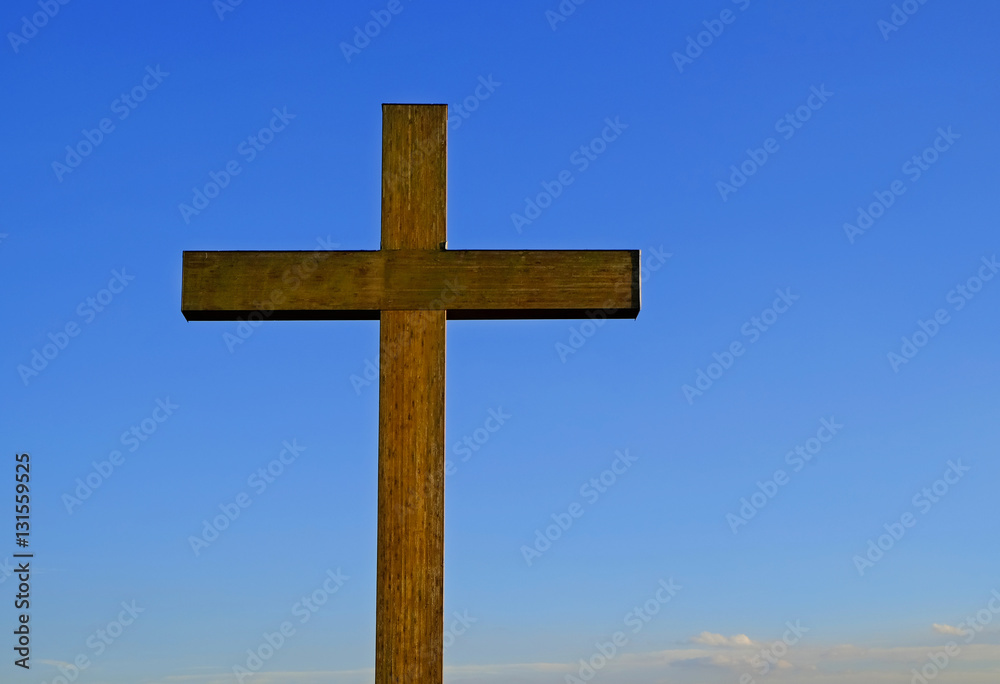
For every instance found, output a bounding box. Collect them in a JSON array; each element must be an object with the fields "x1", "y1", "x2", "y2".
[{"x1": 182, "y1": 249, "x2": 640, "y2": 321}]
